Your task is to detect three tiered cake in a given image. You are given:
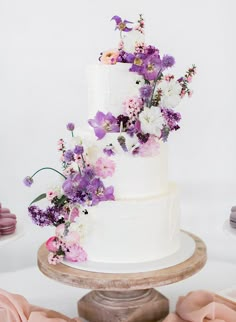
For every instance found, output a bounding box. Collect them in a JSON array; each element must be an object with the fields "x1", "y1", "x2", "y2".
[{"x1": 24, "y1": 14, "x2": 196, "y2": 265}]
